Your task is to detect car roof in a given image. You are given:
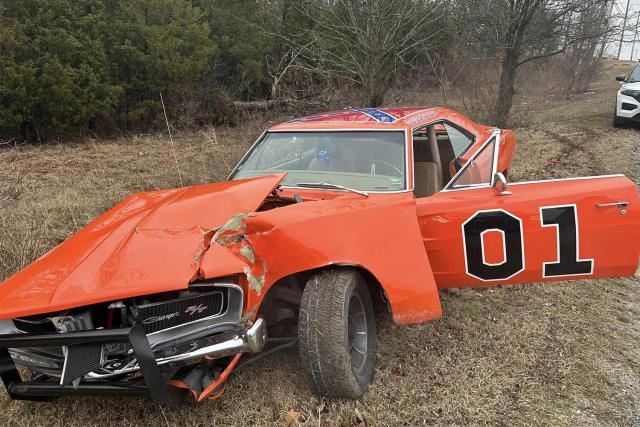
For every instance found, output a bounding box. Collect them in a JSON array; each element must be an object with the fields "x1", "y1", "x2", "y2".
[{"x1": 268, "y1": 107, "x2": 489, "y2": 133}]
